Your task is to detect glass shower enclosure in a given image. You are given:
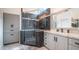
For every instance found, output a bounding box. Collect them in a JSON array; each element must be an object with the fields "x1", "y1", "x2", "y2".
[{"x1": 20, "y1": 8, "x2": 44, "y2": 47}]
